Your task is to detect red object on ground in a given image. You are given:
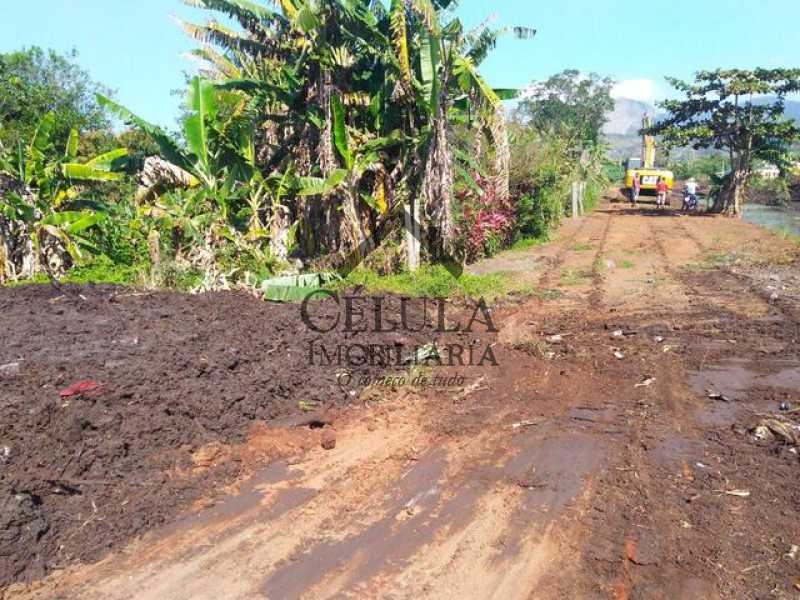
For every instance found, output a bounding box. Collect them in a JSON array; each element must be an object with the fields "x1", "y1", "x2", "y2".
[{"x1": 59, "y1": 381, "x2": 103, "y2": 398}]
